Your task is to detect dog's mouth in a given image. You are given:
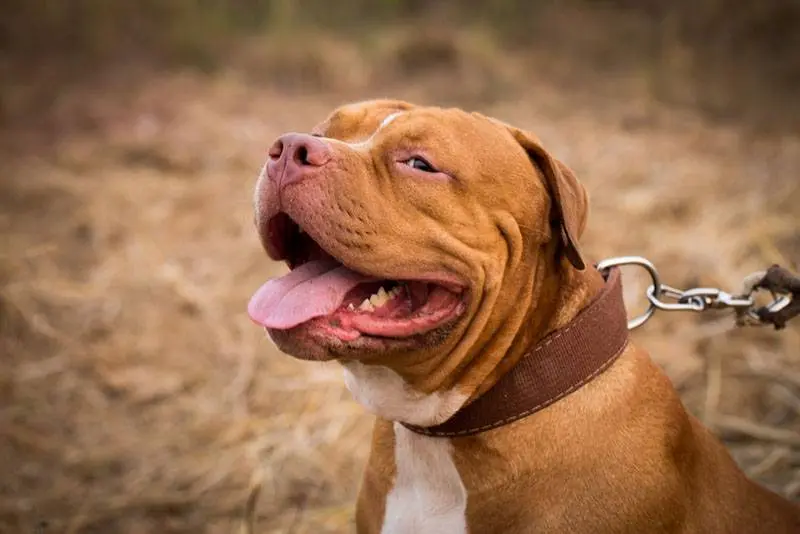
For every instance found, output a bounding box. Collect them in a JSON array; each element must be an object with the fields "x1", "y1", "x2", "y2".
[{"x1": 247, "y1": 212, "x2": 466, "y2": 341}]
